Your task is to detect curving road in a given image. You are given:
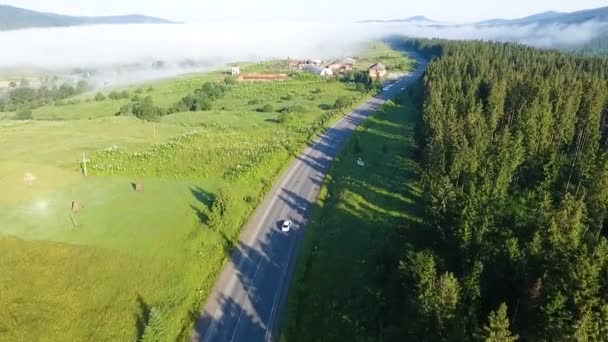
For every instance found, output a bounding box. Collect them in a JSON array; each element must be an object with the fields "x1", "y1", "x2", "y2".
[{"x1": 191, "y1": 54, "x2": 427, "y2": 342}]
